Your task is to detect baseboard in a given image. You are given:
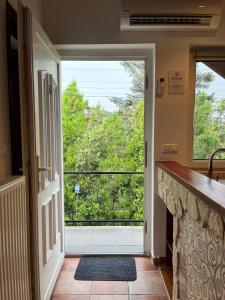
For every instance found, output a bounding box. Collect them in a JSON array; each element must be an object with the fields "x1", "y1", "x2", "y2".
[{"x1": 152, "y1": 256, "x2": 167, "y2": 266}]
